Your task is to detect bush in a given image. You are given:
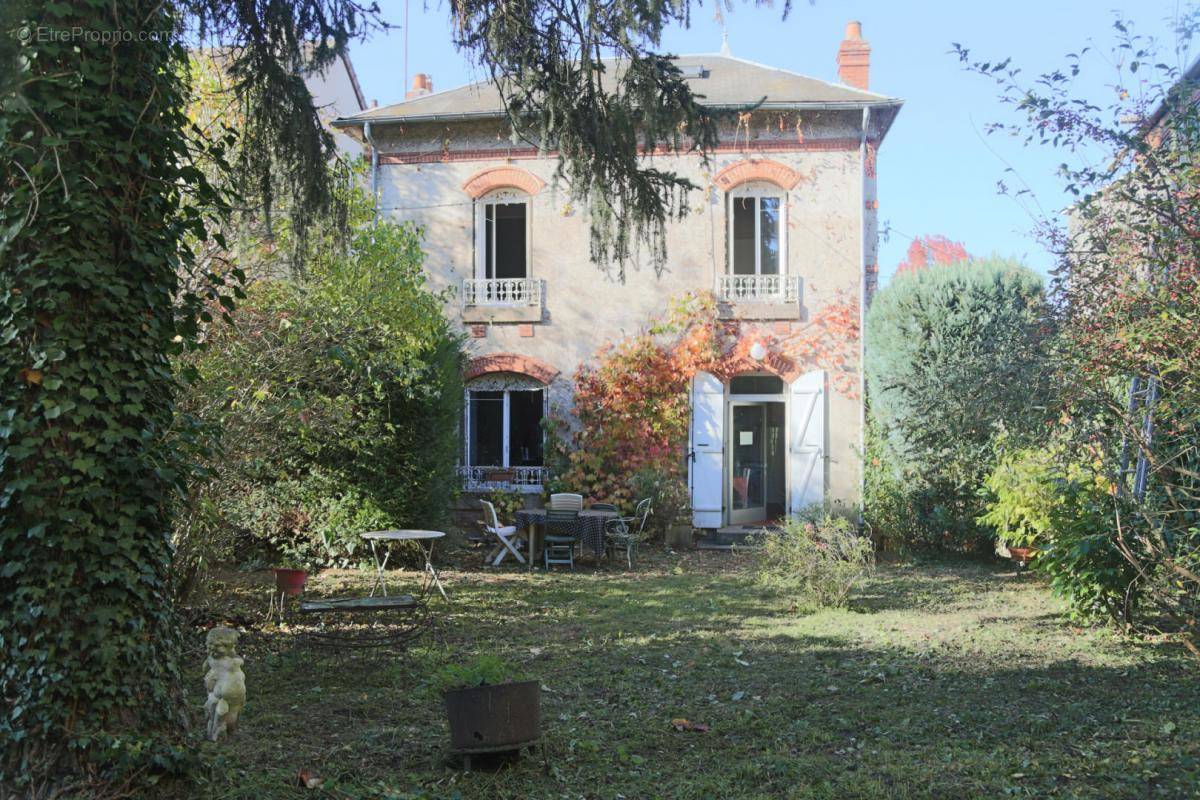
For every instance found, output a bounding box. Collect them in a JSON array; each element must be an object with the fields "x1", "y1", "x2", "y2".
[
  {"x1": 755, "y1": 515, "x2": 875, "y2": 608},
  {"x1": 175, "y1": 222, "x2": 463, "y2": 582},
  {"x1": 980, "y1": 446, "x2": 1141, "y2": 623},
  {"x1": 865, "y1": 257, "x2": 1053, "y2": 551},
  {"x1": 484, "y1": 488, "x2": 525, "y2": 527},
  {"x1": 629, "y1": 468, "x2": 690, "y2": 538}
]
